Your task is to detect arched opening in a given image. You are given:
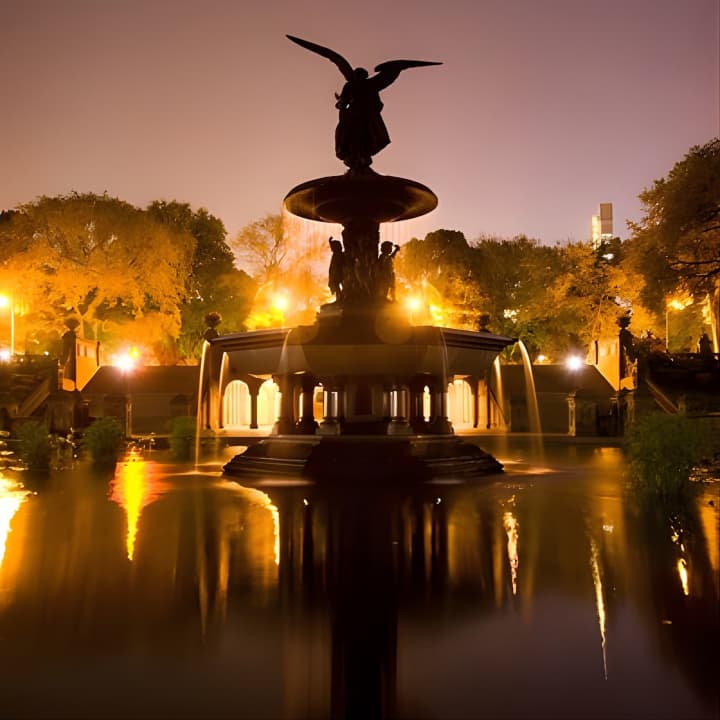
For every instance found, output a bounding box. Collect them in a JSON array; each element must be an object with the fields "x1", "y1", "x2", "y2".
[
  {"x1": 422, "y1": 385, "x2": 431, "y2": 422},
  {"x1": 222, "y1": 380, "x2": 250, "y2": 428},
  {"x1": 447, "y1": 377, "x2": 473, "y2": 429},
  {"x1": 258, "y1": 379, "x2": 280, "y2": 427}
]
